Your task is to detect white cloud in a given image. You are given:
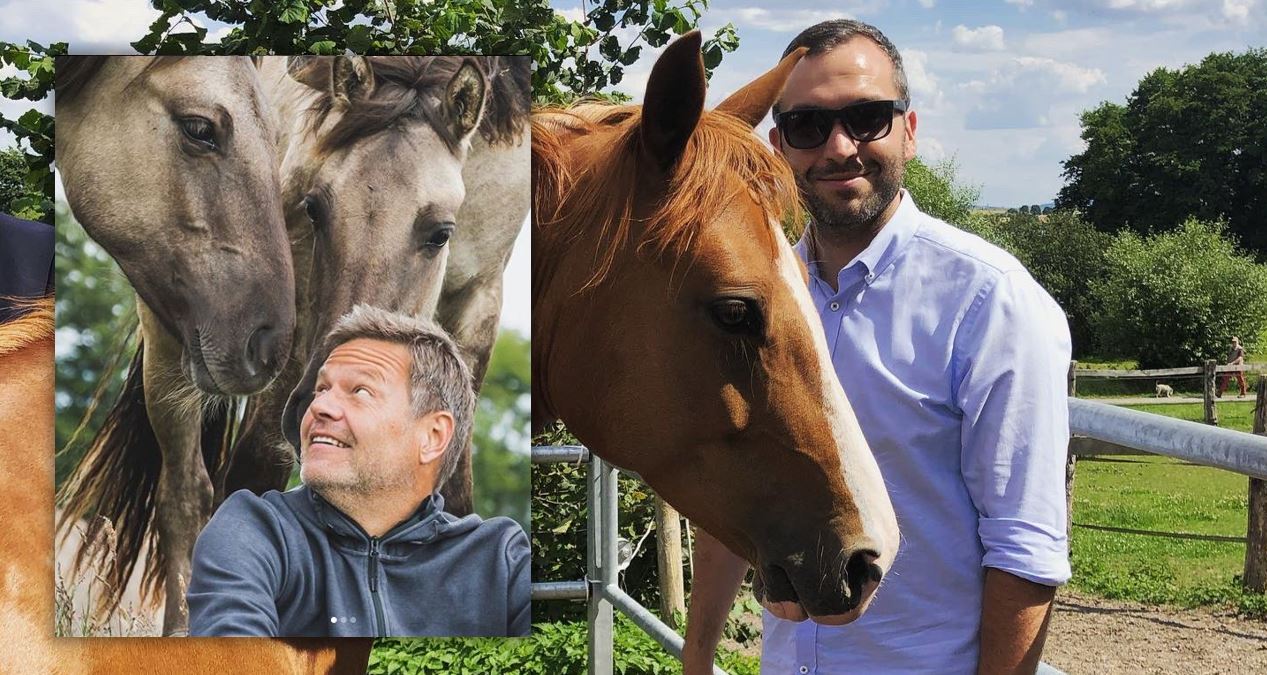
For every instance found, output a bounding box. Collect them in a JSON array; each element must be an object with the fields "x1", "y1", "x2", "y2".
[
  {"x1": 917, "y1": 0, "x2": 936, "y2": 7},
  {"x1": 1006, "y1": 0, "x2": 1035, "y2": 6},
  {"x1": 951, "y1": 25, "x2": 1006, "y2": 51},
  {"x1": 0, "y1": 0, "x2": 161, "y2": 51},
  {"x1": 961, "y1": 57, "x2": 1105, "y2": 129},
  {"x1": 554, "y1": 6, "x2": 585, "y2": 23},
  {"x1": 1222, "y1": 0, "x2": 1254, "y2": 20},
  {"x1": 720, "y1": 5, "x2": 887, "y2": 32},
  {"x1": 901, "y1": 49, "x2": 944, "y2": 111}
]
